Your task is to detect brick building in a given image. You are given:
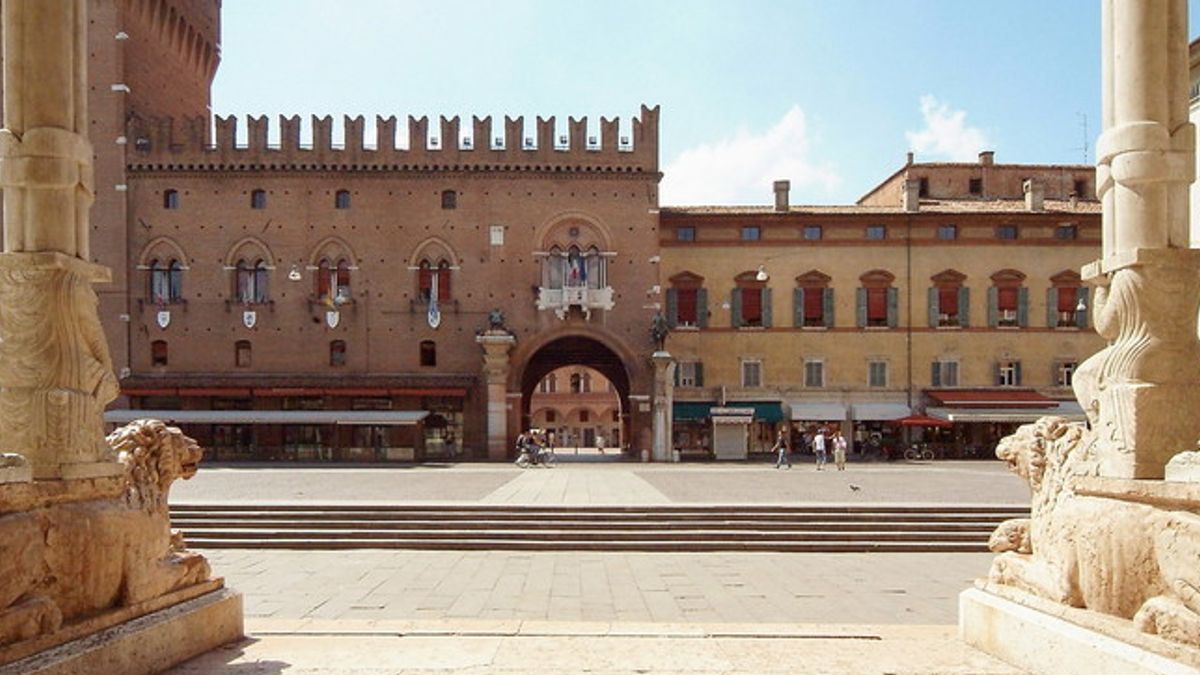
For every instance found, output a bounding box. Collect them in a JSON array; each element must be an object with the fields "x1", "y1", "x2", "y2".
[{"x1": 16, "y1": 1, "x2": 1103, "y2": 462}]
